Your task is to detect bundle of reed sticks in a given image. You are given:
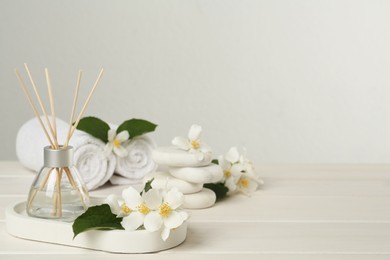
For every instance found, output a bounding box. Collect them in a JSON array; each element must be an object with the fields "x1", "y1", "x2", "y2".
[{"x1": 15, "y1": 64, "x2": 104, "y2": 218}]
